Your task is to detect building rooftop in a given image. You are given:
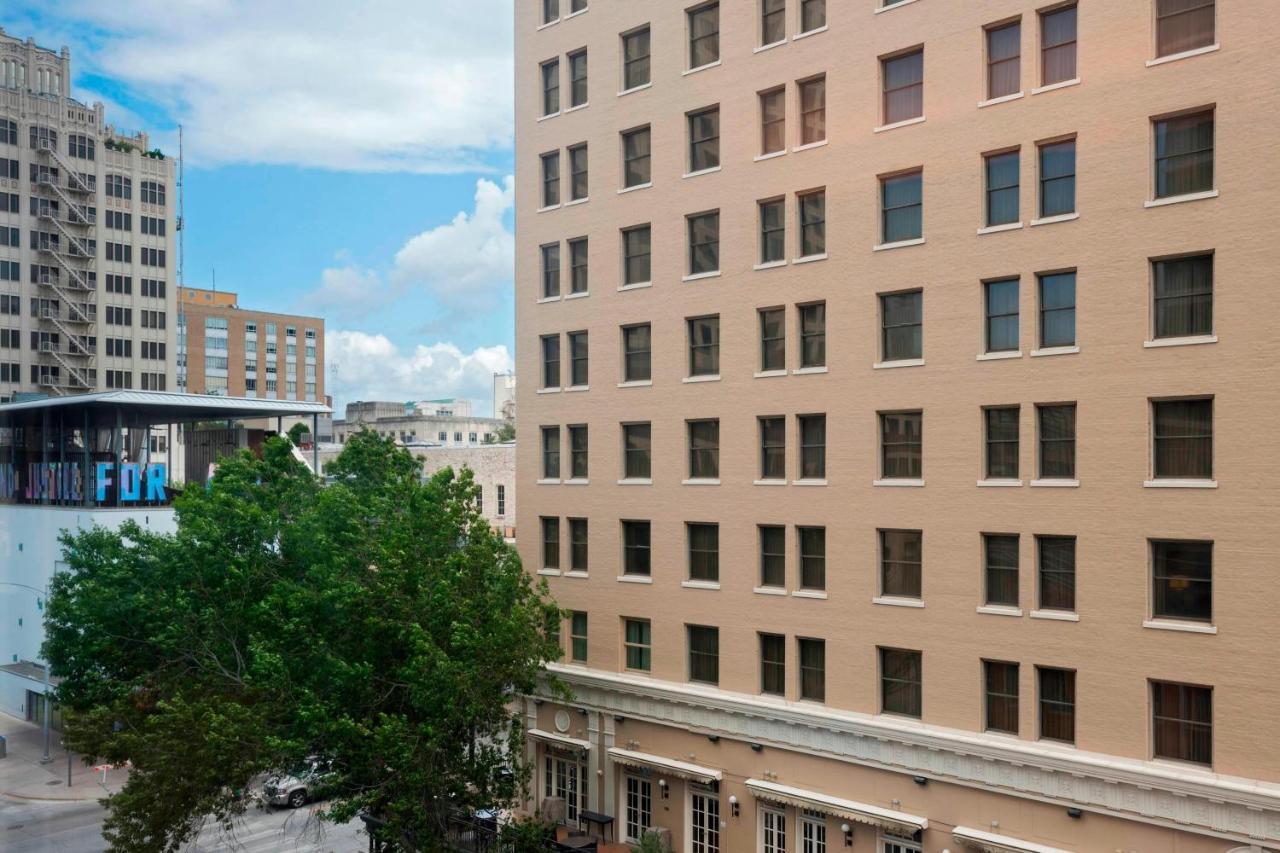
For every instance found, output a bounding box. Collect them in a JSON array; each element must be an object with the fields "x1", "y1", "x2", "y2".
[{"x1": 0, "y1": 391, "x2": 330, "y2": 422}]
